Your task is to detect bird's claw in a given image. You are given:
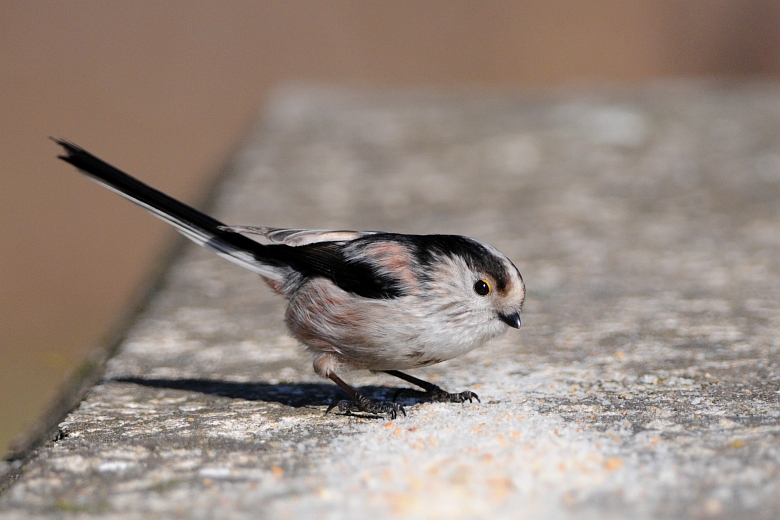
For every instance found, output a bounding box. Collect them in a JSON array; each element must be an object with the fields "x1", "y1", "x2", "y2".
[
  {"x1": 427, "y1": 387, "x2": 480, "y2": 403},
  {"x1": 336, "y1": 393, "x2": 406, "y2": 419},
  {"x1": 393, "y1": 386, "x2": 480, "y2": 404}
]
